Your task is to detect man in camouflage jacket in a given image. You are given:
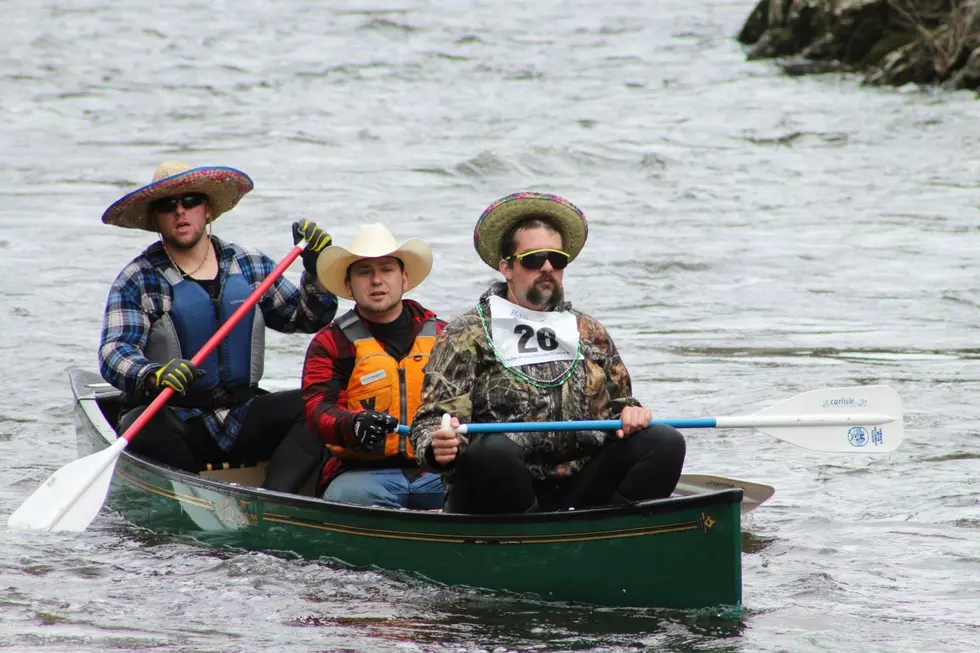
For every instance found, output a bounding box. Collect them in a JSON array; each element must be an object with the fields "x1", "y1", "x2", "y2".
[{"x1": 410, "y1": 192, "x2": 686, "y2": 513}]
